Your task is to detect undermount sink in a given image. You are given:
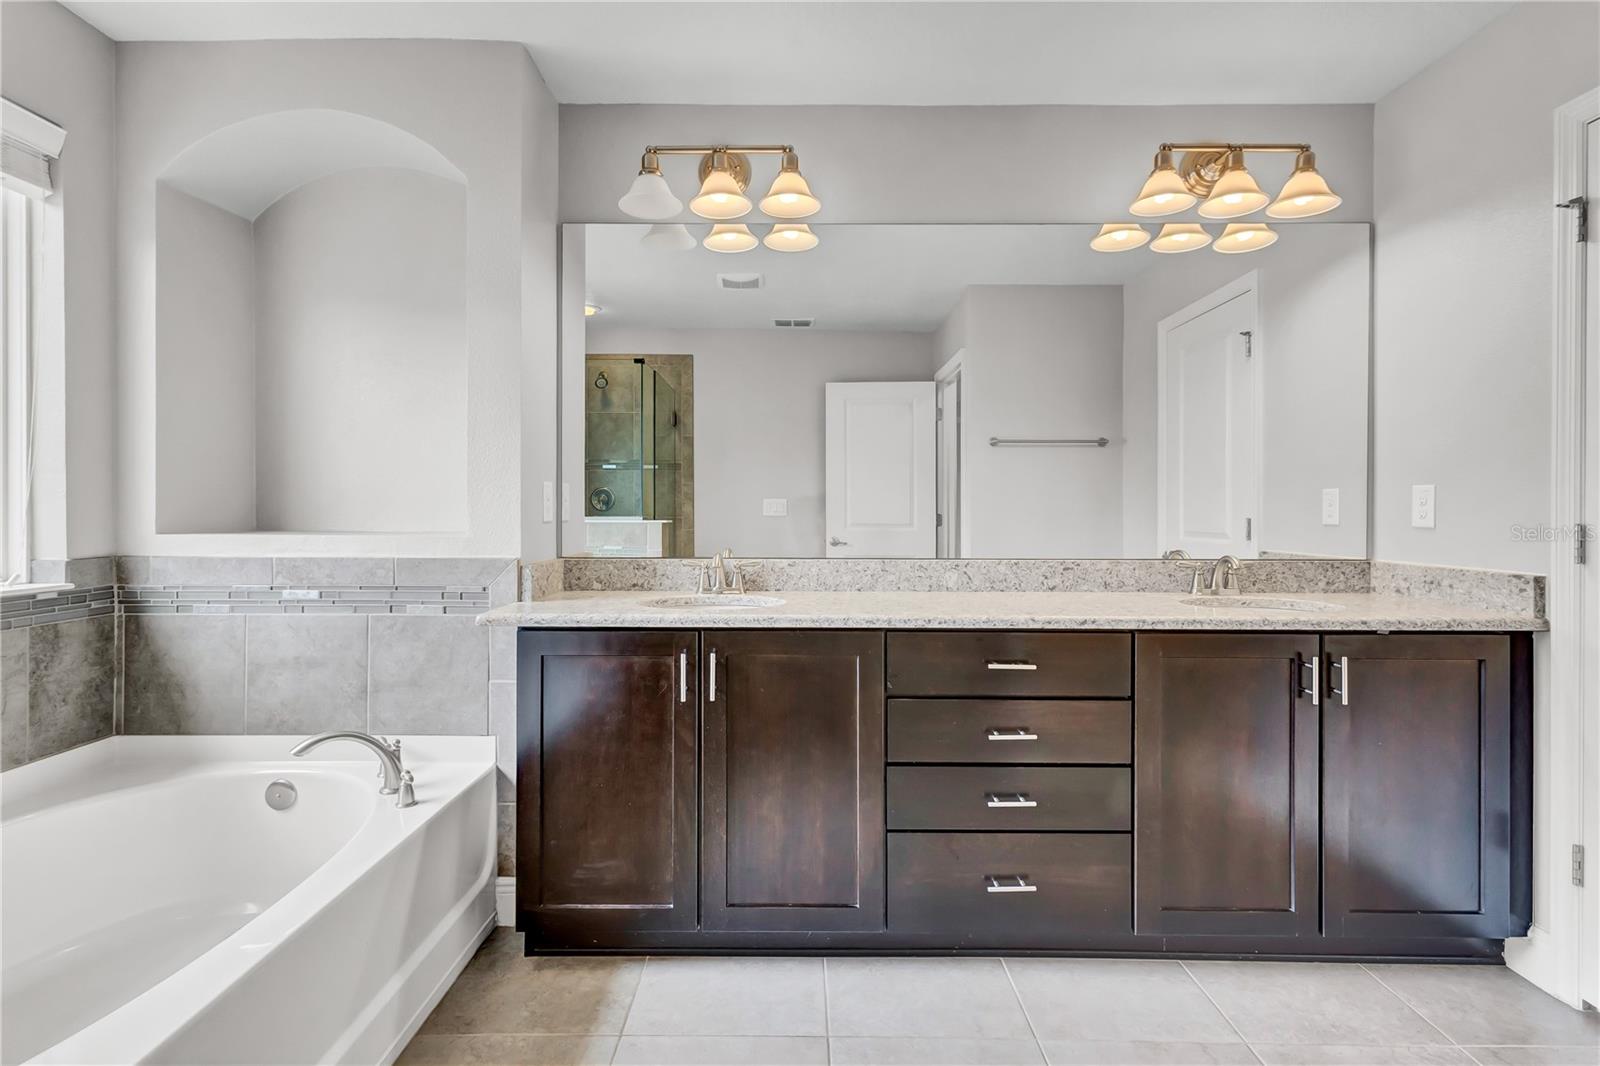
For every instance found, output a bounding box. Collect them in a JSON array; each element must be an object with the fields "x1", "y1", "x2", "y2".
[
  {"x1": 641, "y1": 594, "x2": 786, "y2": 610},
  {"x1": 1178, "y1": 595, "x2": 1342, "y2": 612}
]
